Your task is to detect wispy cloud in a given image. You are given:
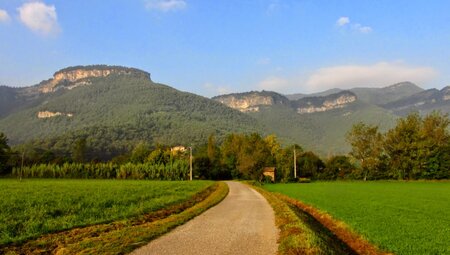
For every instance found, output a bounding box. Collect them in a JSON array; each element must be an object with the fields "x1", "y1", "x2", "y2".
[
  {"x1": 305, "y1": 62, "x2": 437, "y2": 92},
  {"x1": 353, "y1": 23, "x2": 372, "y2": 34},
  {"x1": 336, "y1": 16, "x2": 372, "y2": 34},
  {"x1": 17, "y1": 1, "x2": 60, "y2": 36},
  {"x1": 0, "y1": 9, "x2": 10, "y2": 23},
  {"x1": 145, "y1": 0, "x2": 187, "y2": 12},
  {"x1": 336, "y1": 16, "x2": 349, "y2": 26}
]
